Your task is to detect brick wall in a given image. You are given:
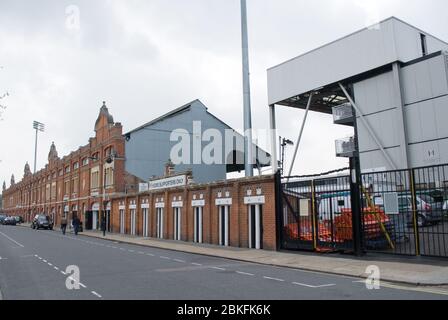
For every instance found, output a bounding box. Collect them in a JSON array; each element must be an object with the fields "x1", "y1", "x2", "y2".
[{"x1": 109, "y1": 175, "x2": 278, "y2": 251}]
